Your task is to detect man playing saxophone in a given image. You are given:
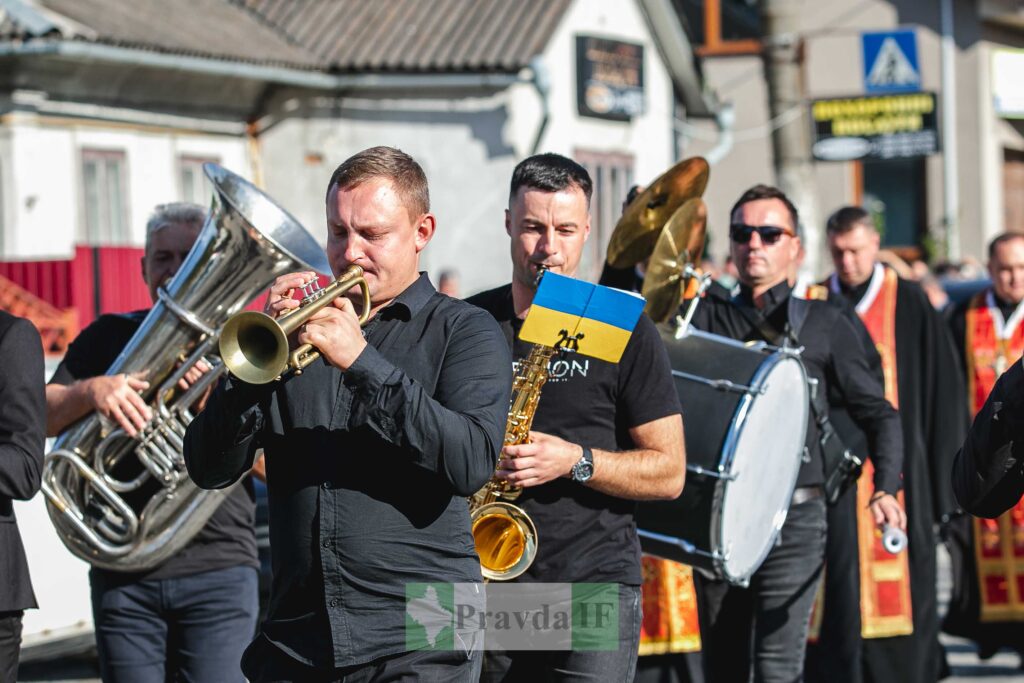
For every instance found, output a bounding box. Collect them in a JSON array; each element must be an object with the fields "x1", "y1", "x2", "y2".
[
  {"x1": 468, "y1": 153, "x2": 686, "y2": 681},
  {"x1": 184, "y1": 146, "x2": 511, "y2": 681},
  {"x1": 45, "y1": 203, "x2": 259, "y2": 683}
]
